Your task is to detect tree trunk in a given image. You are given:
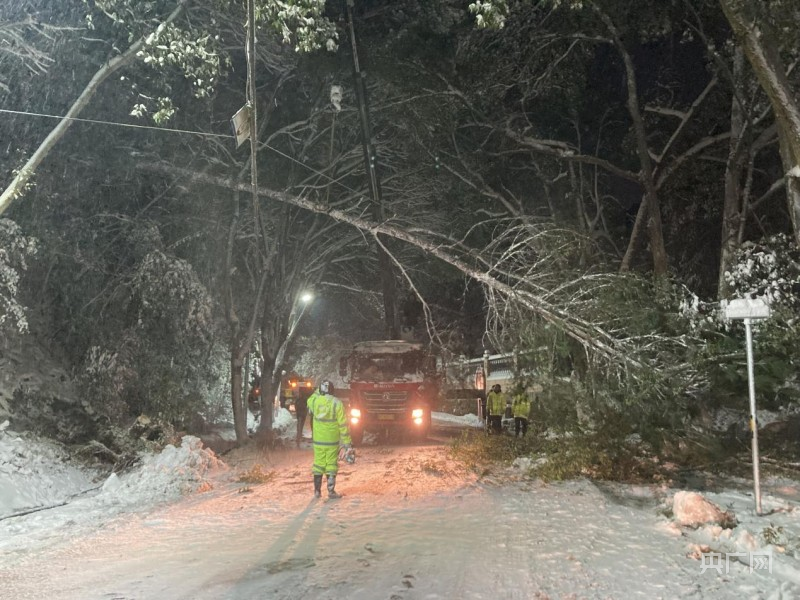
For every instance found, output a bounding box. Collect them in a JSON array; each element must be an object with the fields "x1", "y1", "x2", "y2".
[
  {"x1": 596, "y1": 8, "x2": 668, "y2": 277},
  {"x1": 620, "y1": 196, "x2": 647, "y2": 272},
  {"x1": 230, "y1": 351, "x2": 247, "y2": 442},
  {"x1": 777, "y1": 128, "x2": 800, "y2": 246},
  {"x1": 257, "y1": 343, "x2": 275, "y2": 441},
  {"x1": 721, "y1": 0, "x2": 800, "y2": 245},
  {"x1": 719, "y1": 47, "x2": 748, "y2": 299},
  {"x1": 258, "y1": 357, "x2": 279, "y2": 443}
]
